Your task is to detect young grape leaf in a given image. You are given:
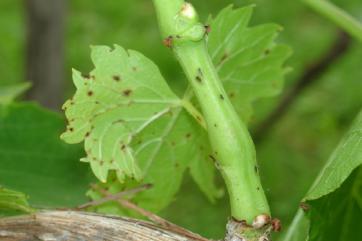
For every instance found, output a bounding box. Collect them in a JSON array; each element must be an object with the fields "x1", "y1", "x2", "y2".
[
  {"x1": 283, "y1": 110, "x2": 362, "y2": 241},
  {"x1": 62, "y1": 45, "x2": 220, "y2": 213},
  {"x1": 0, "y1": 186, "x2": 34, "y2": 216},
  {"x1": 0, "y1": 103, "x2": 93, "y2": 207},
  {"x1": 61, "y1": 45, "x2": 181, "y2": 183},
  {"x1": 207, "y1": 5, "x2": 291, "y2": 121}
]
